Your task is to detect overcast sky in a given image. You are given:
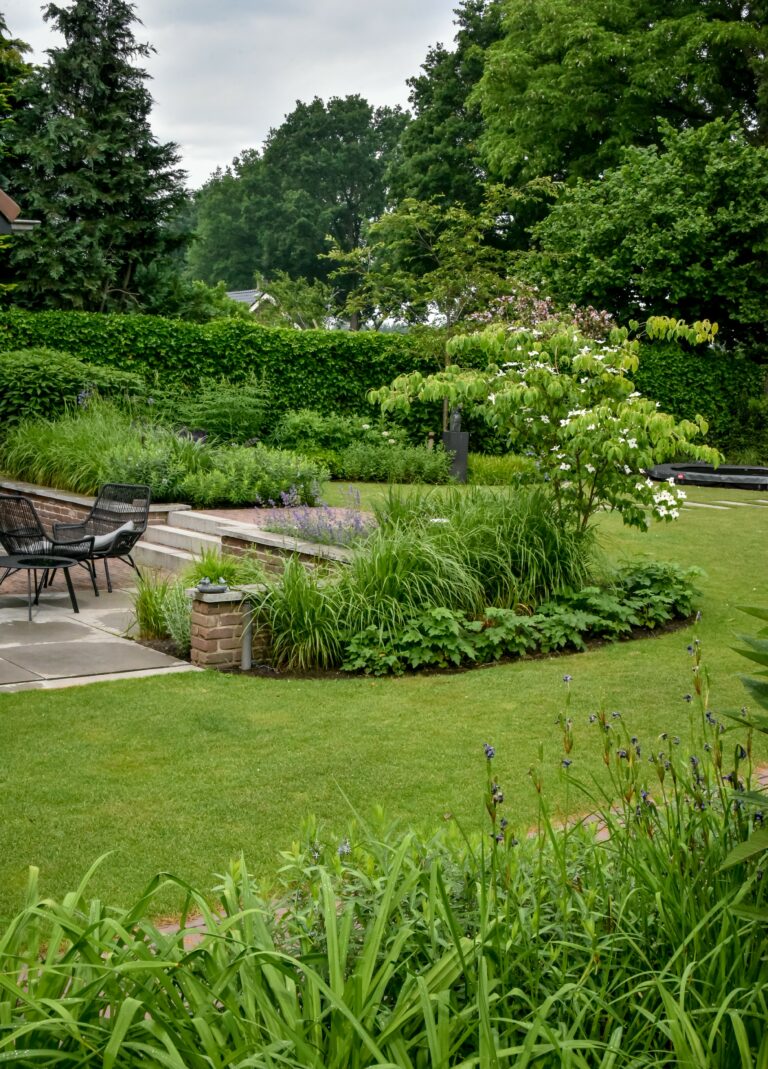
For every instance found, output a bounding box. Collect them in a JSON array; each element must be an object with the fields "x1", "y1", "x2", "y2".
[{"x1": 3, "y1": 0, "x2": 459, "y2": 189}]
